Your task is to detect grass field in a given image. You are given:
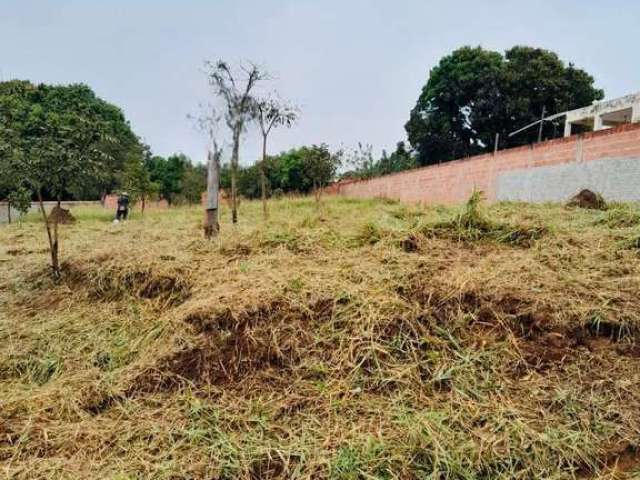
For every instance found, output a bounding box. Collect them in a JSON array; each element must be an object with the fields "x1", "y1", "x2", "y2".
[{"x1": 1, "y1": 196, "x2": 640, "y2": 479}]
